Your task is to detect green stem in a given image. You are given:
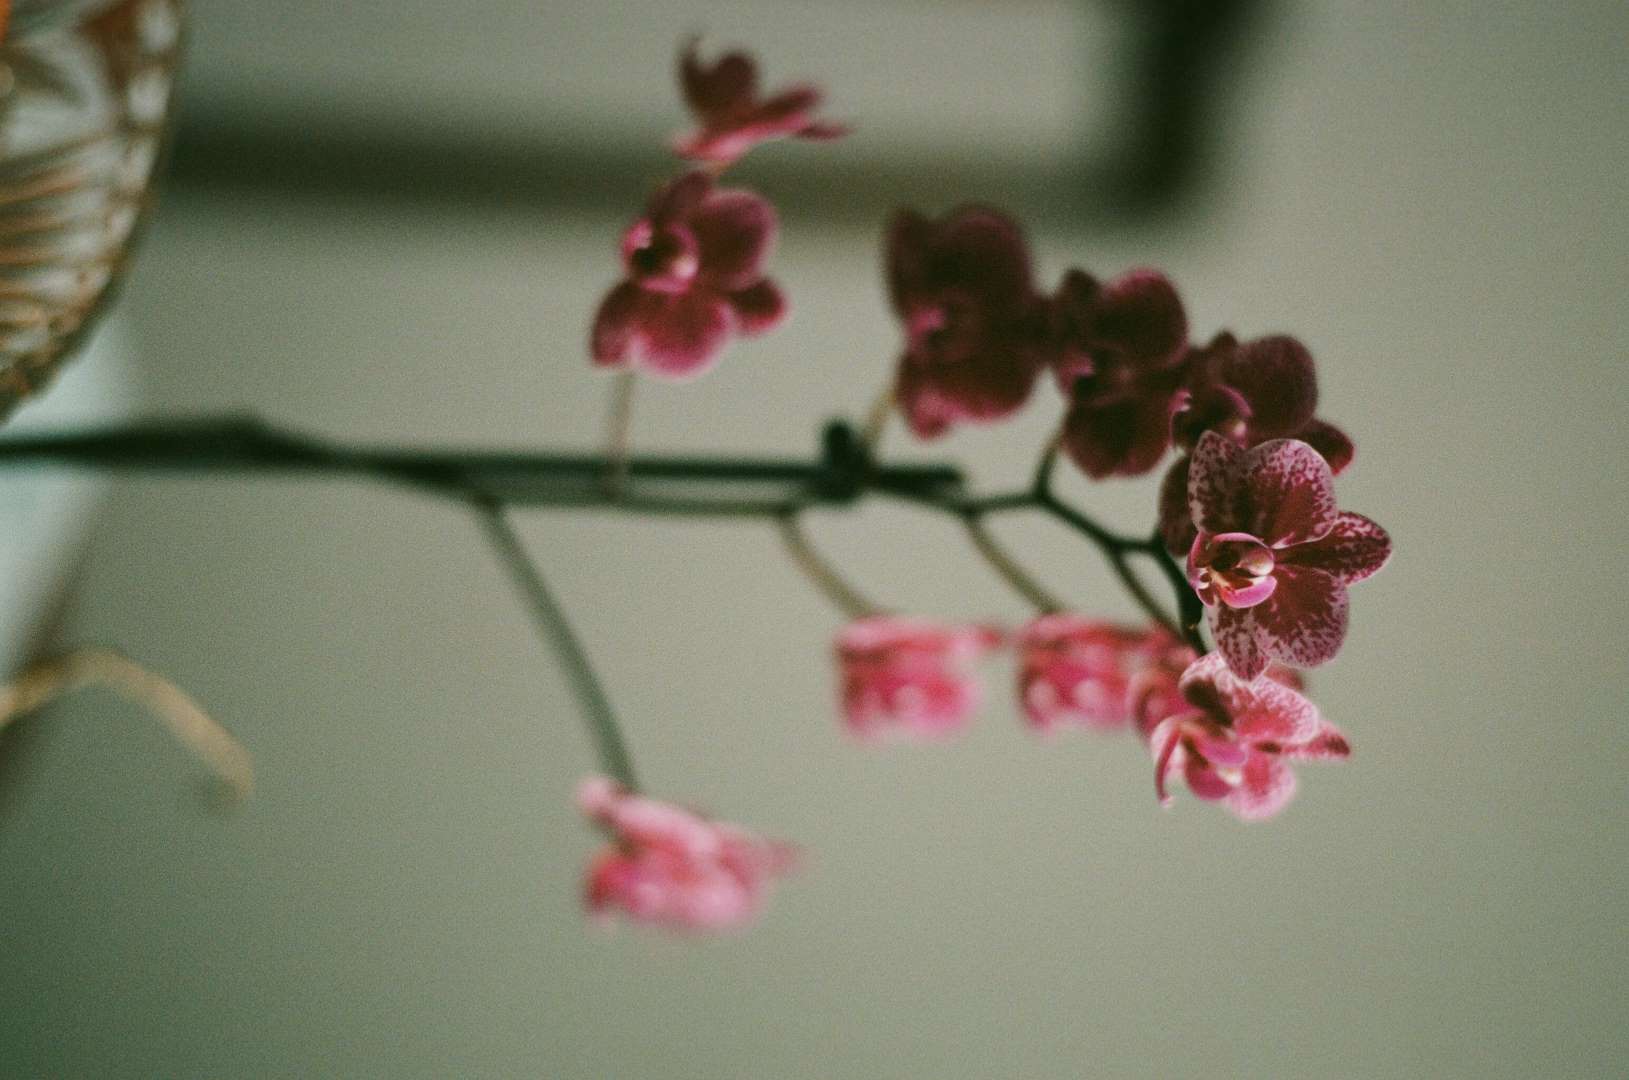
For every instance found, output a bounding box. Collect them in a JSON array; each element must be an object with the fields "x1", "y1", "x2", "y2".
[{"x1": 471, "y1": 498, "x2": 639, "y2": 791}]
